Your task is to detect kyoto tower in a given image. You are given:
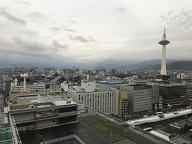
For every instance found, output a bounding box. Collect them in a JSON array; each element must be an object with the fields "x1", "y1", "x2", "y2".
[{"x1": 158, "y1": 28, "x2": 170, "y2": 76}]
